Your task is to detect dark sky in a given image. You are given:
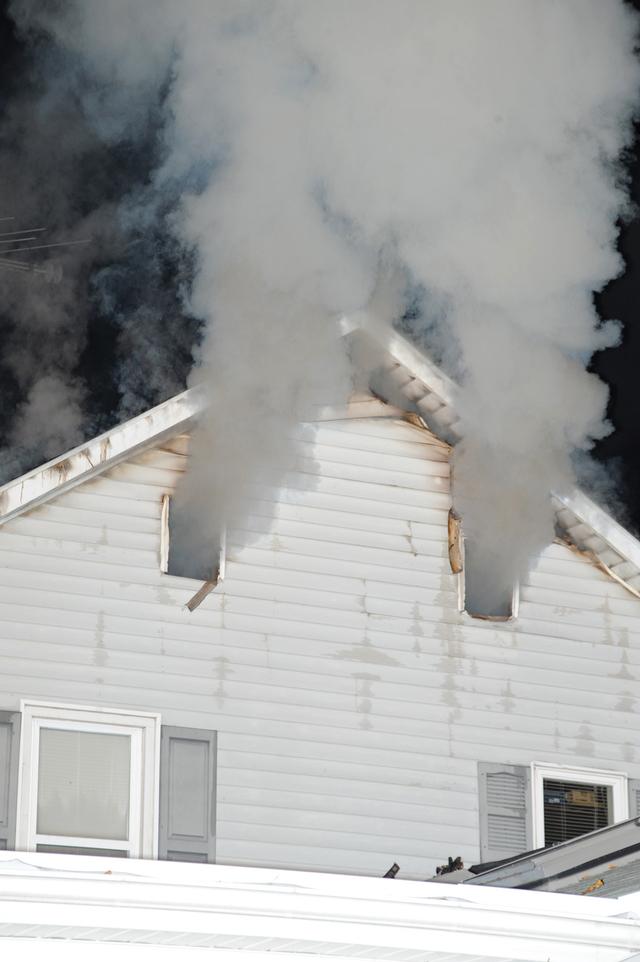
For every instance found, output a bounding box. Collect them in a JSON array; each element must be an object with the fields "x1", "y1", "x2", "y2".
[
  {"x1": 591, "y1": 108, "x2": 640, "y2": 532},
  {"x1": 2, "y1": 2, "x2": 640, "y2": 531}
]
